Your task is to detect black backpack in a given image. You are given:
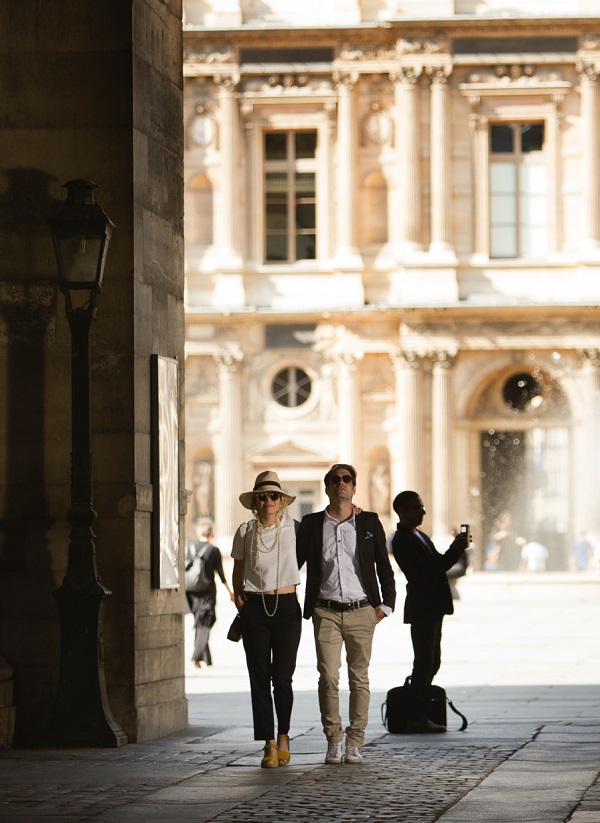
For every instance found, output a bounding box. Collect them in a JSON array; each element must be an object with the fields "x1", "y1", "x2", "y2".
[{"x1": 381, "y1": 677, "x2": 468, "y2": 733}]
